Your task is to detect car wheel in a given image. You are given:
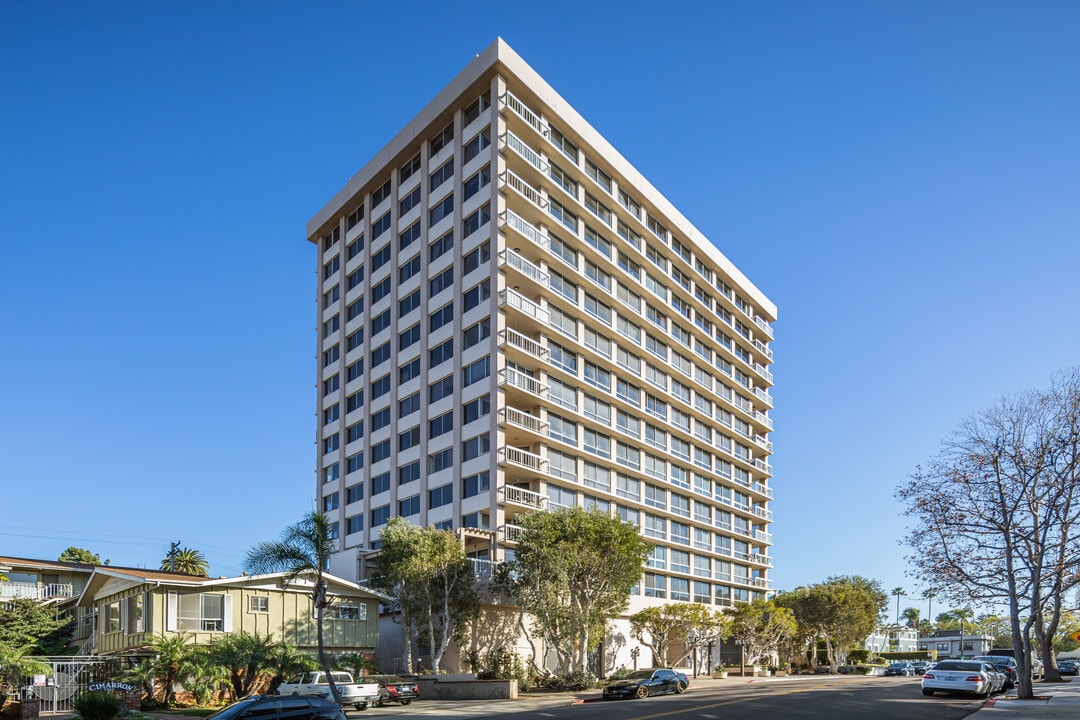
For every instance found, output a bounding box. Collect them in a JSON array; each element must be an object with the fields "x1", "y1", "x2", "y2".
[
  {"x1": 675, "y1": 681, "x2": 687, "y2": 694},
  {"x1": 922, "y1": 689, "x2": 934, "y2": 696},
  {"x1": 400, "y1": 699, "x2": 412, "y2": 705},
  {"x1": 635, "y1": 686, "x2": 649, "y2": 699},
  {"x1": 353, "y1": 702, "x2": 367, "y2": 711}
]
